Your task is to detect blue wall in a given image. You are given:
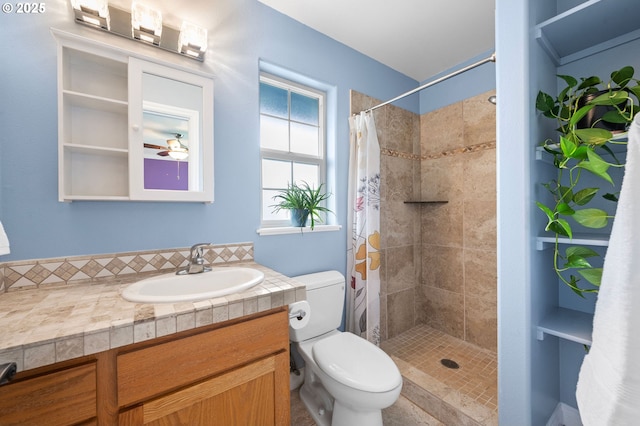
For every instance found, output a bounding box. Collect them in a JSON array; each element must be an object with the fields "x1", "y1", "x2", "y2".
[
  {"x1": 419, "y1": 49, "x2": 497, "y2": 115},
  {"x1": 0, "y1": 0, "x2": 418, "y2": 278}
]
